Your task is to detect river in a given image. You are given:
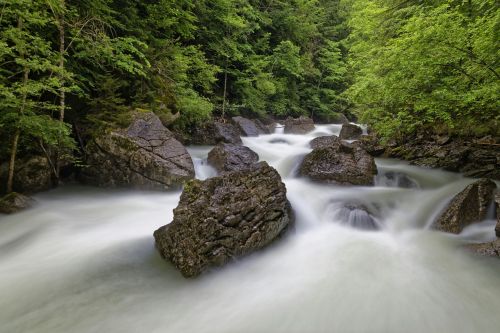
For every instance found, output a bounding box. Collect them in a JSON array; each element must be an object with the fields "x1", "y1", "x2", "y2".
[{"x1": 1, "y1": 125, "x2": 499, "y2": 333}]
